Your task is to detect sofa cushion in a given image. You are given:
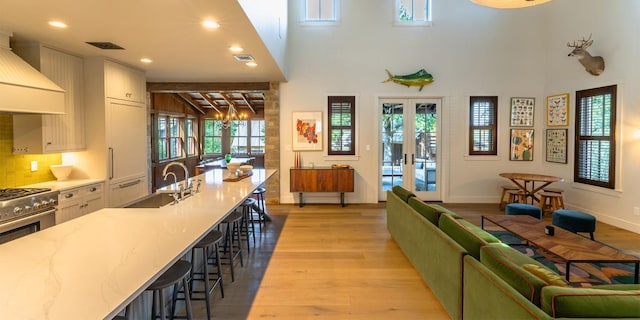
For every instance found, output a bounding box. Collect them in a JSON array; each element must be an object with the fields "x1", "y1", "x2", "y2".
[
  {"x1": 391, "y1": 186, "x2": 415, "y2": 202},
  {"x1": 428, "y1": 203, "x2": 463, "y2": 219},
  {"x1": 438, "y1": 214, "x2": 500, "y2": 260},
  {"x1": 479, "y1": 243, "x2": 550, "y2": 306},
  {"x1": 522, "y1": 264, "x2": 569, "y2": 287},
  {"x1": 541, "y1": 286, "x2": 640, "y2": 318},
  {"x1": 407, "y1": 197, "x2": 440, "y2": 225}
]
